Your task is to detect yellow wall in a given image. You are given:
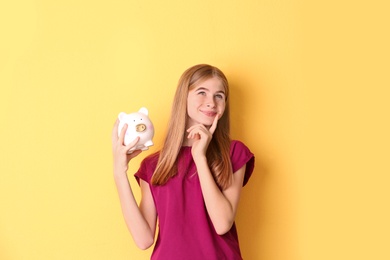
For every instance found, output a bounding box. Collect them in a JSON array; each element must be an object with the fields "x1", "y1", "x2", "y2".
[{"x1": 1, "y1": 0, "x2": 389, "y2": 259}]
